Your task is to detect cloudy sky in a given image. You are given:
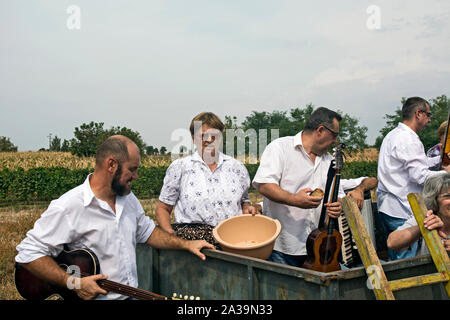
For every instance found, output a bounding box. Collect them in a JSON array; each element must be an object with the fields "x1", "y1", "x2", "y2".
[{"x1": 1, "y1": 0, "x2": 449, "y2": 152}]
